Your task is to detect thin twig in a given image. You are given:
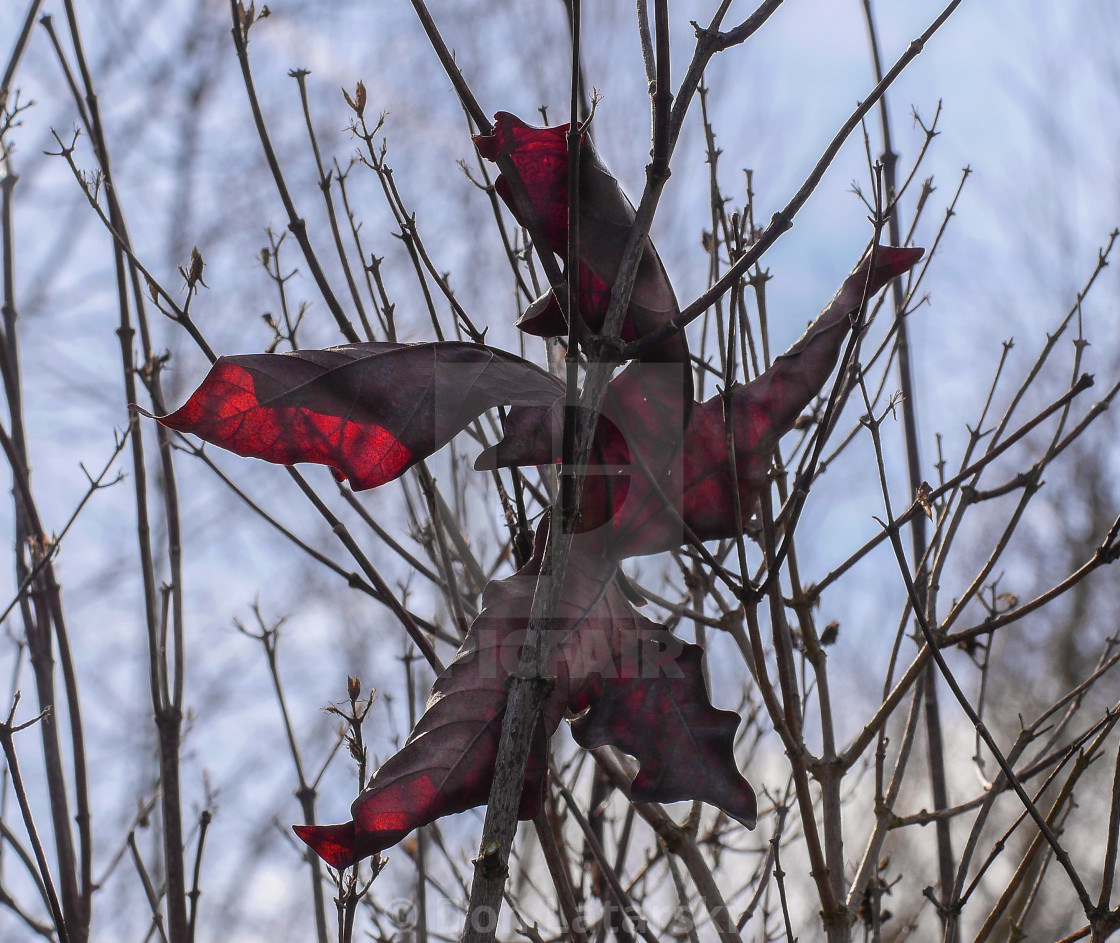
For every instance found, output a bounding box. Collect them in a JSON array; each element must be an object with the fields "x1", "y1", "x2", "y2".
[
  {"x1": 630, "y1": 0, "x2": 966, "y2": 358},
  {"x1": 857, "y1": 374, "x2": 1097, "y2": 917},
  {"x1": 227, "y1": 1, "x2": 358, "y2": 343},
  {"x1": 236, "y1": 608, "x2": 330, "y2": 943},
  {"x1": 0, "y1": 696, "x2": 69, "y2": 943}
]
